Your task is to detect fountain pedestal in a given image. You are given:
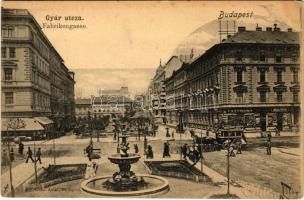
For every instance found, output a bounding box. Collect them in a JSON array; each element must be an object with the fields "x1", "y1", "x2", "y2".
[{"x1": 103, "y1": 154, "x2": 146, "y2": 191}]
